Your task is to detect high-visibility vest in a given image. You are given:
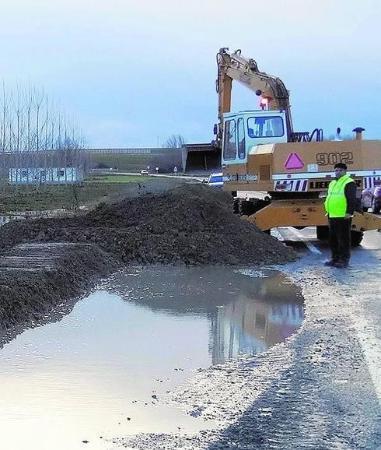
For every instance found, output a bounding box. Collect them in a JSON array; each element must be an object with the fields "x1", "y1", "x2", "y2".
[{"x1": 324, "y1": 174, "x2": 354, "y2": 218}]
